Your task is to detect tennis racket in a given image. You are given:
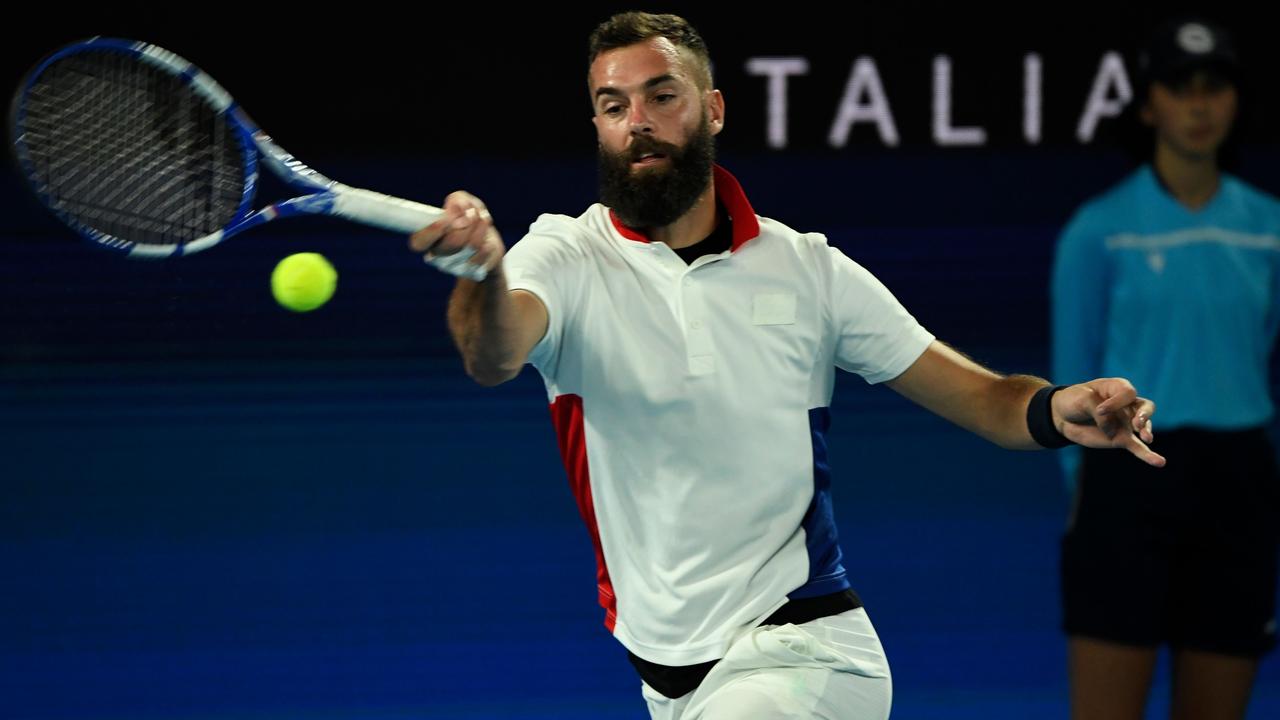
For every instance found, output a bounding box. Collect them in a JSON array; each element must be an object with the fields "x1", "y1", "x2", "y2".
[{"x1": 9, "y1": 37, "x2": 485, "y2": 280}]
